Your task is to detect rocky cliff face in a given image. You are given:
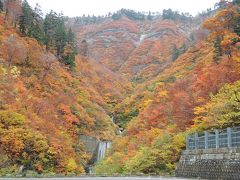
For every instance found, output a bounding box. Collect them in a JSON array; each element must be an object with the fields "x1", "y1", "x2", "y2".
[{"x1": 70, "y1": 16, "x2": 199, "y2": 82}]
